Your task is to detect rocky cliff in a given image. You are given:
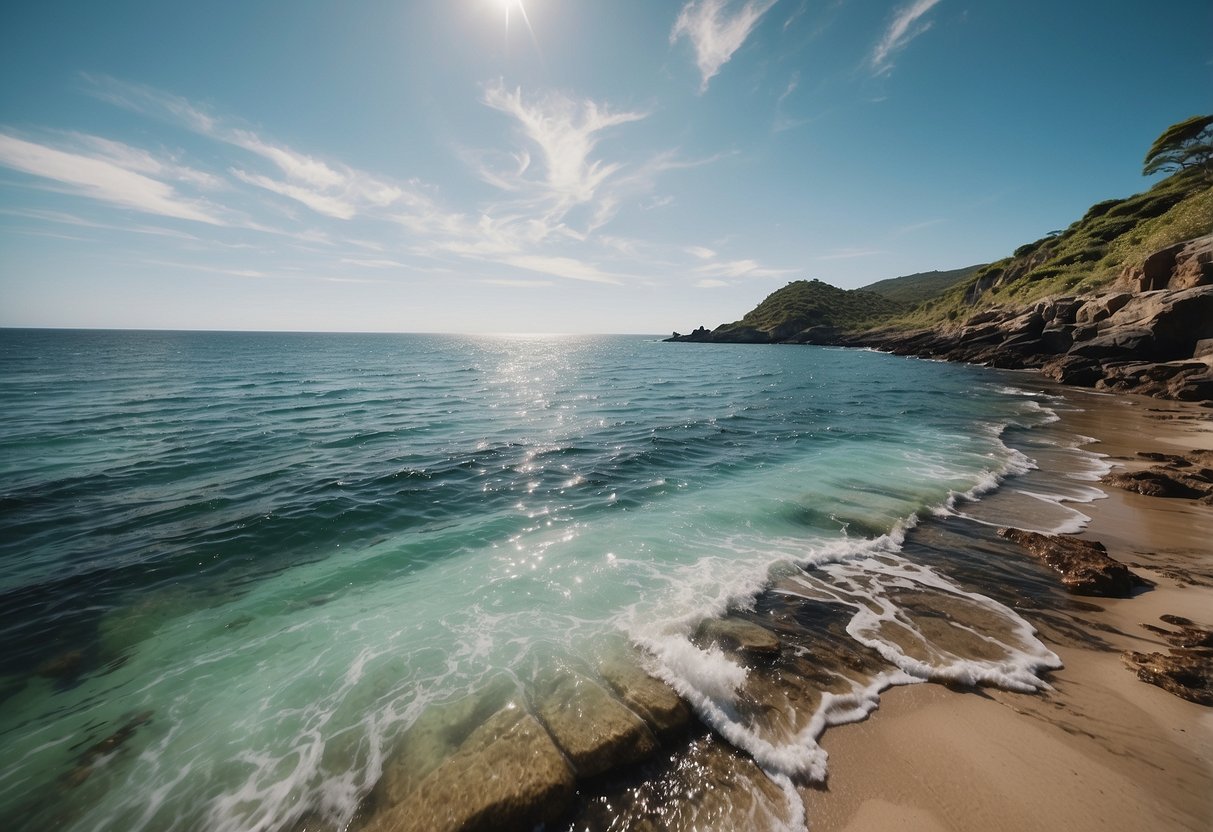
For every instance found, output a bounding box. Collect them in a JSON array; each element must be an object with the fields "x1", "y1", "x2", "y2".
[
  {"x1": 838, "y1": 234, "x2": 1213, "y2": 401},
  {"x1": 668, "y1": 164, "x2": 1213, "y2": 403}
]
